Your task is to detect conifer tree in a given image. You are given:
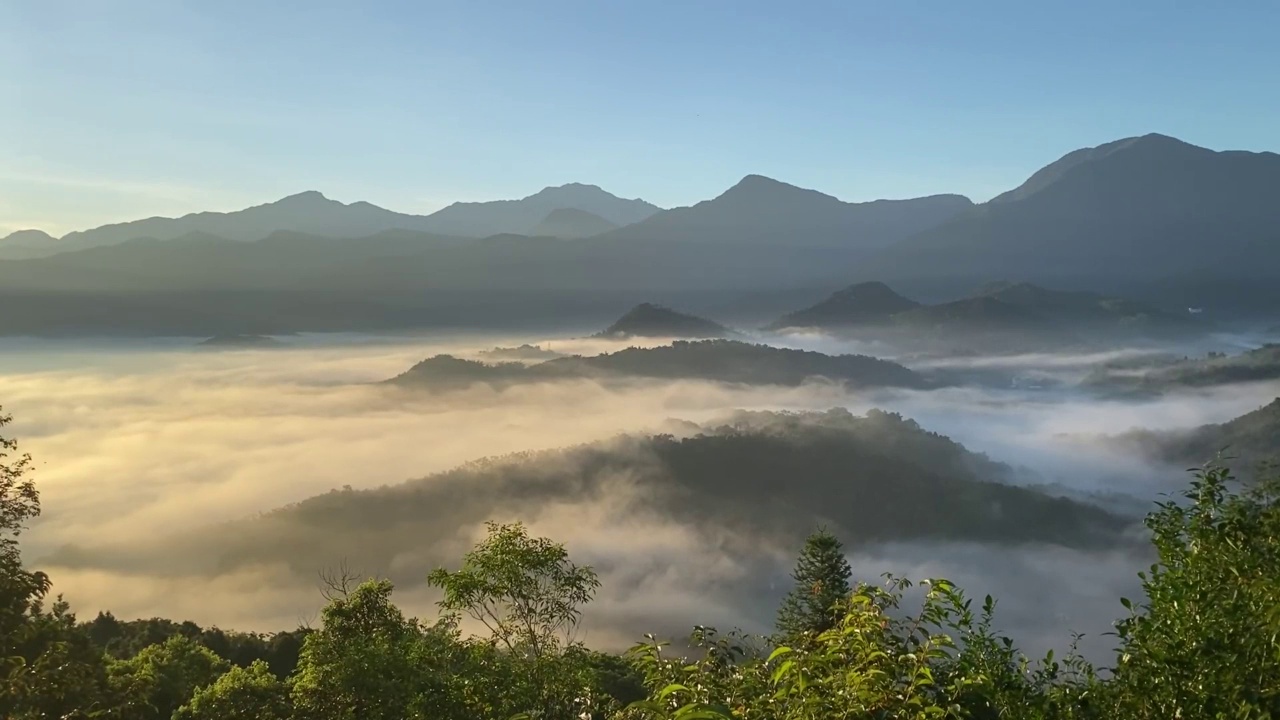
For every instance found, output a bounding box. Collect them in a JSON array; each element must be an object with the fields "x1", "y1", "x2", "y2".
[{"x1": 775, "y1": 527, "x2": 853, "y2": 638}]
